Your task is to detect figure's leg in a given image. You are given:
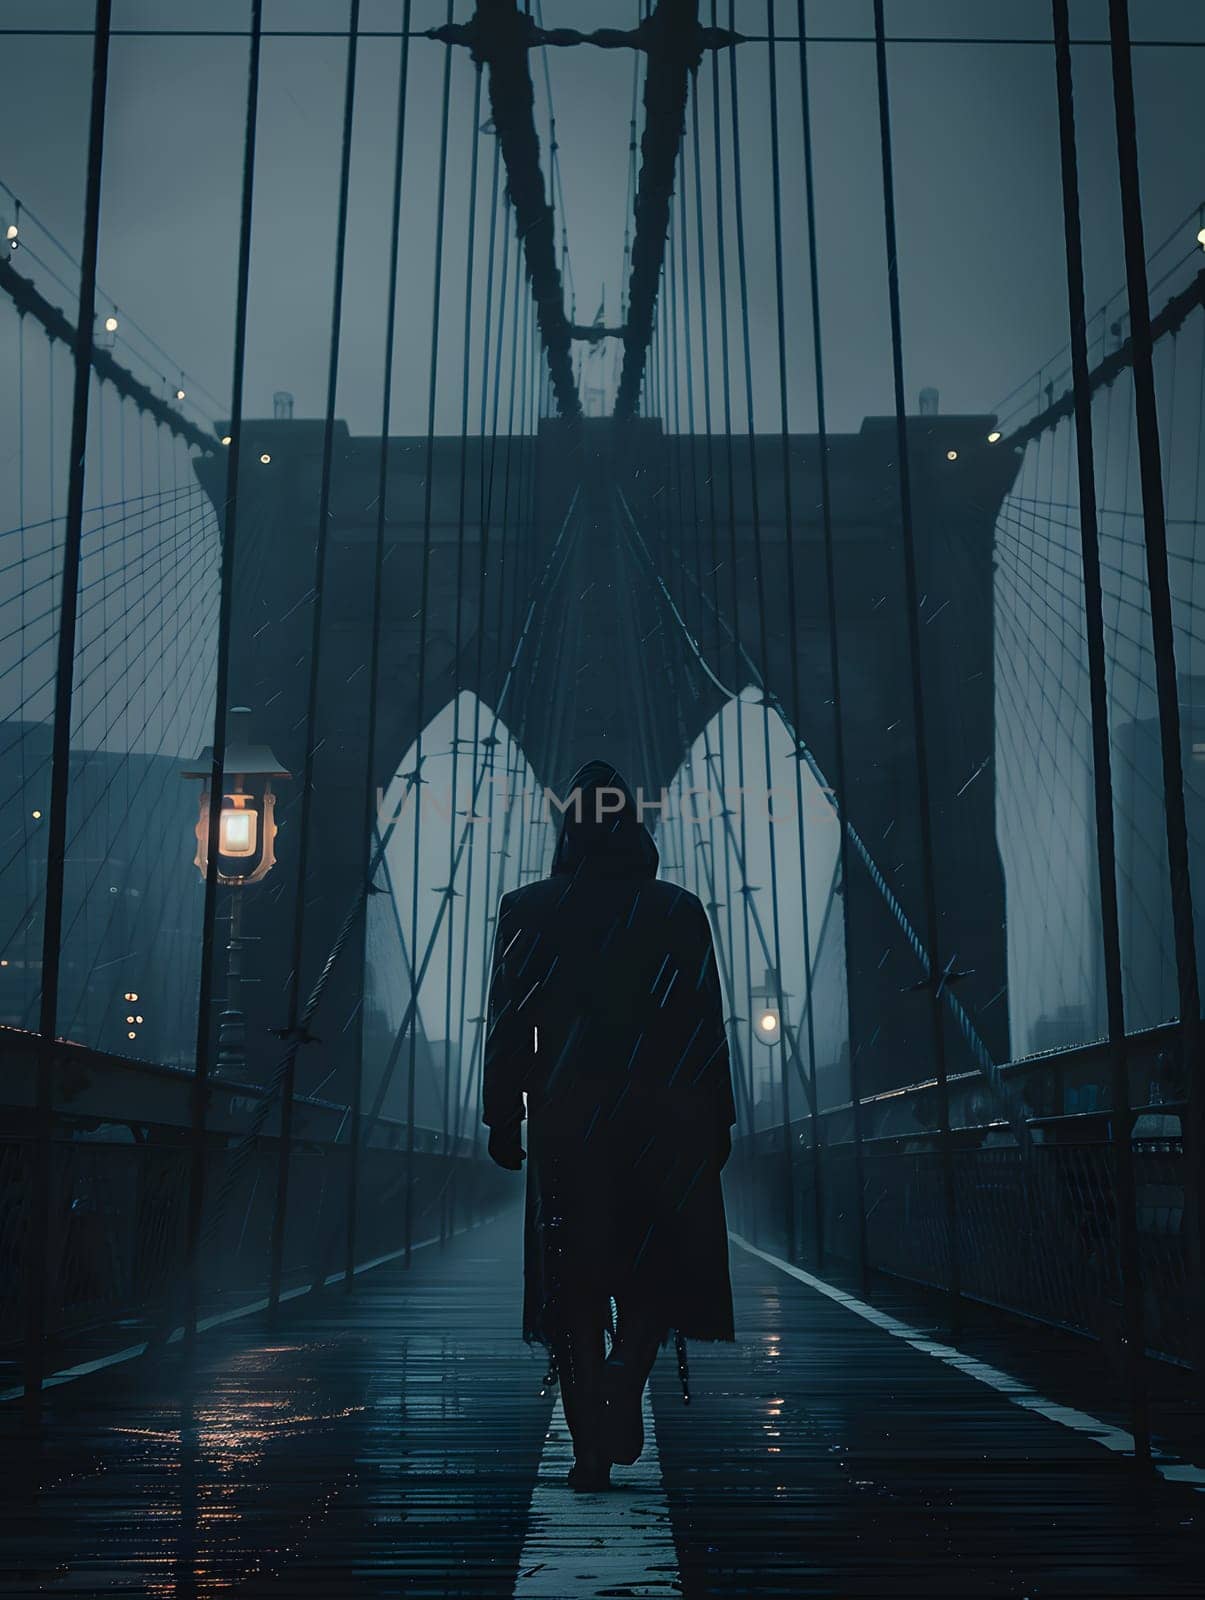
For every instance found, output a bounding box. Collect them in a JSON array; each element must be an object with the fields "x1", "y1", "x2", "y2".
[
  {"x1": 553, "y1": 1318, "x2": 610, "y2": 1491},
  {"x1": 601, "y1": 1300, "x2": 666, "y2": 1465}
]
